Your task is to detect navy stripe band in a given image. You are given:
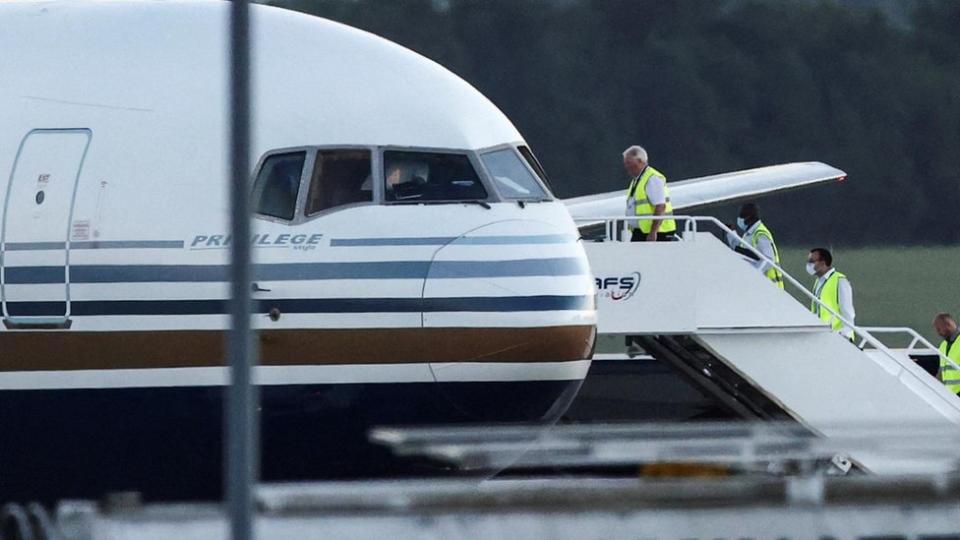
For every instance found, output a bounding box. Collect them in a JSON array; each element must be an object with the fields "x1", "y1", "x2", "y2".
[
  {"x1": 4, "y1": 236, "x2": 571, "y2": 250},
  {"x1": 4, "y1": 240, "x2": 185, "y2": 251},
  {"x1": 73, "y1": 240, "x2": 186, "y2": 250},
  {"x1": 331, "y1": 237, "x2": 453, "y2": 247},
  {"x1": 4, "y1": 295, "x2": 595, "y2": 317},
  {"x1": 4, "y1": 242, "x2": 65, "y2": 251},
  {"x1": 3, "y1": 258, "x2": 588, "y2": 284},
  {"x1": 330, "y1": 235, "x2": 575, "y2": 247}
]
